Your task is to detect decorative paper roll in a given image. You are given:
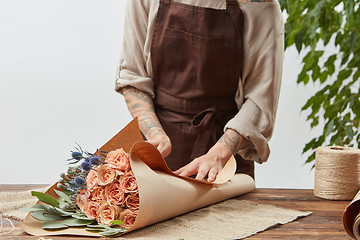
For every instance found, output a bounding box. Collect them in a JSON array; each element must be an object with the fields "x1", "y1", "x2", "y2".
[
  {"x1": 343, "y1": 190, "x2": 360, "y2": 239},
  {"x1": 314, "y1": 146, "x2": 360, "y2": 200}
]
